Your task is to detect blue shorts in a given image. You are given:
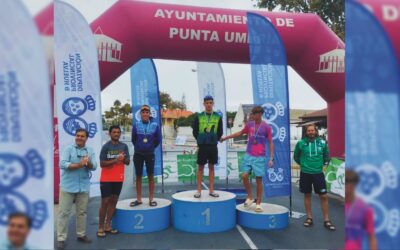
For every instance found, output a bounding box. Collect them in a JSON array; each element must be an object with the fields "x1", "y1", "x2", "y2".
[{"x1": 241, "y1": 154, "x2": 266, "y2": 177}]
